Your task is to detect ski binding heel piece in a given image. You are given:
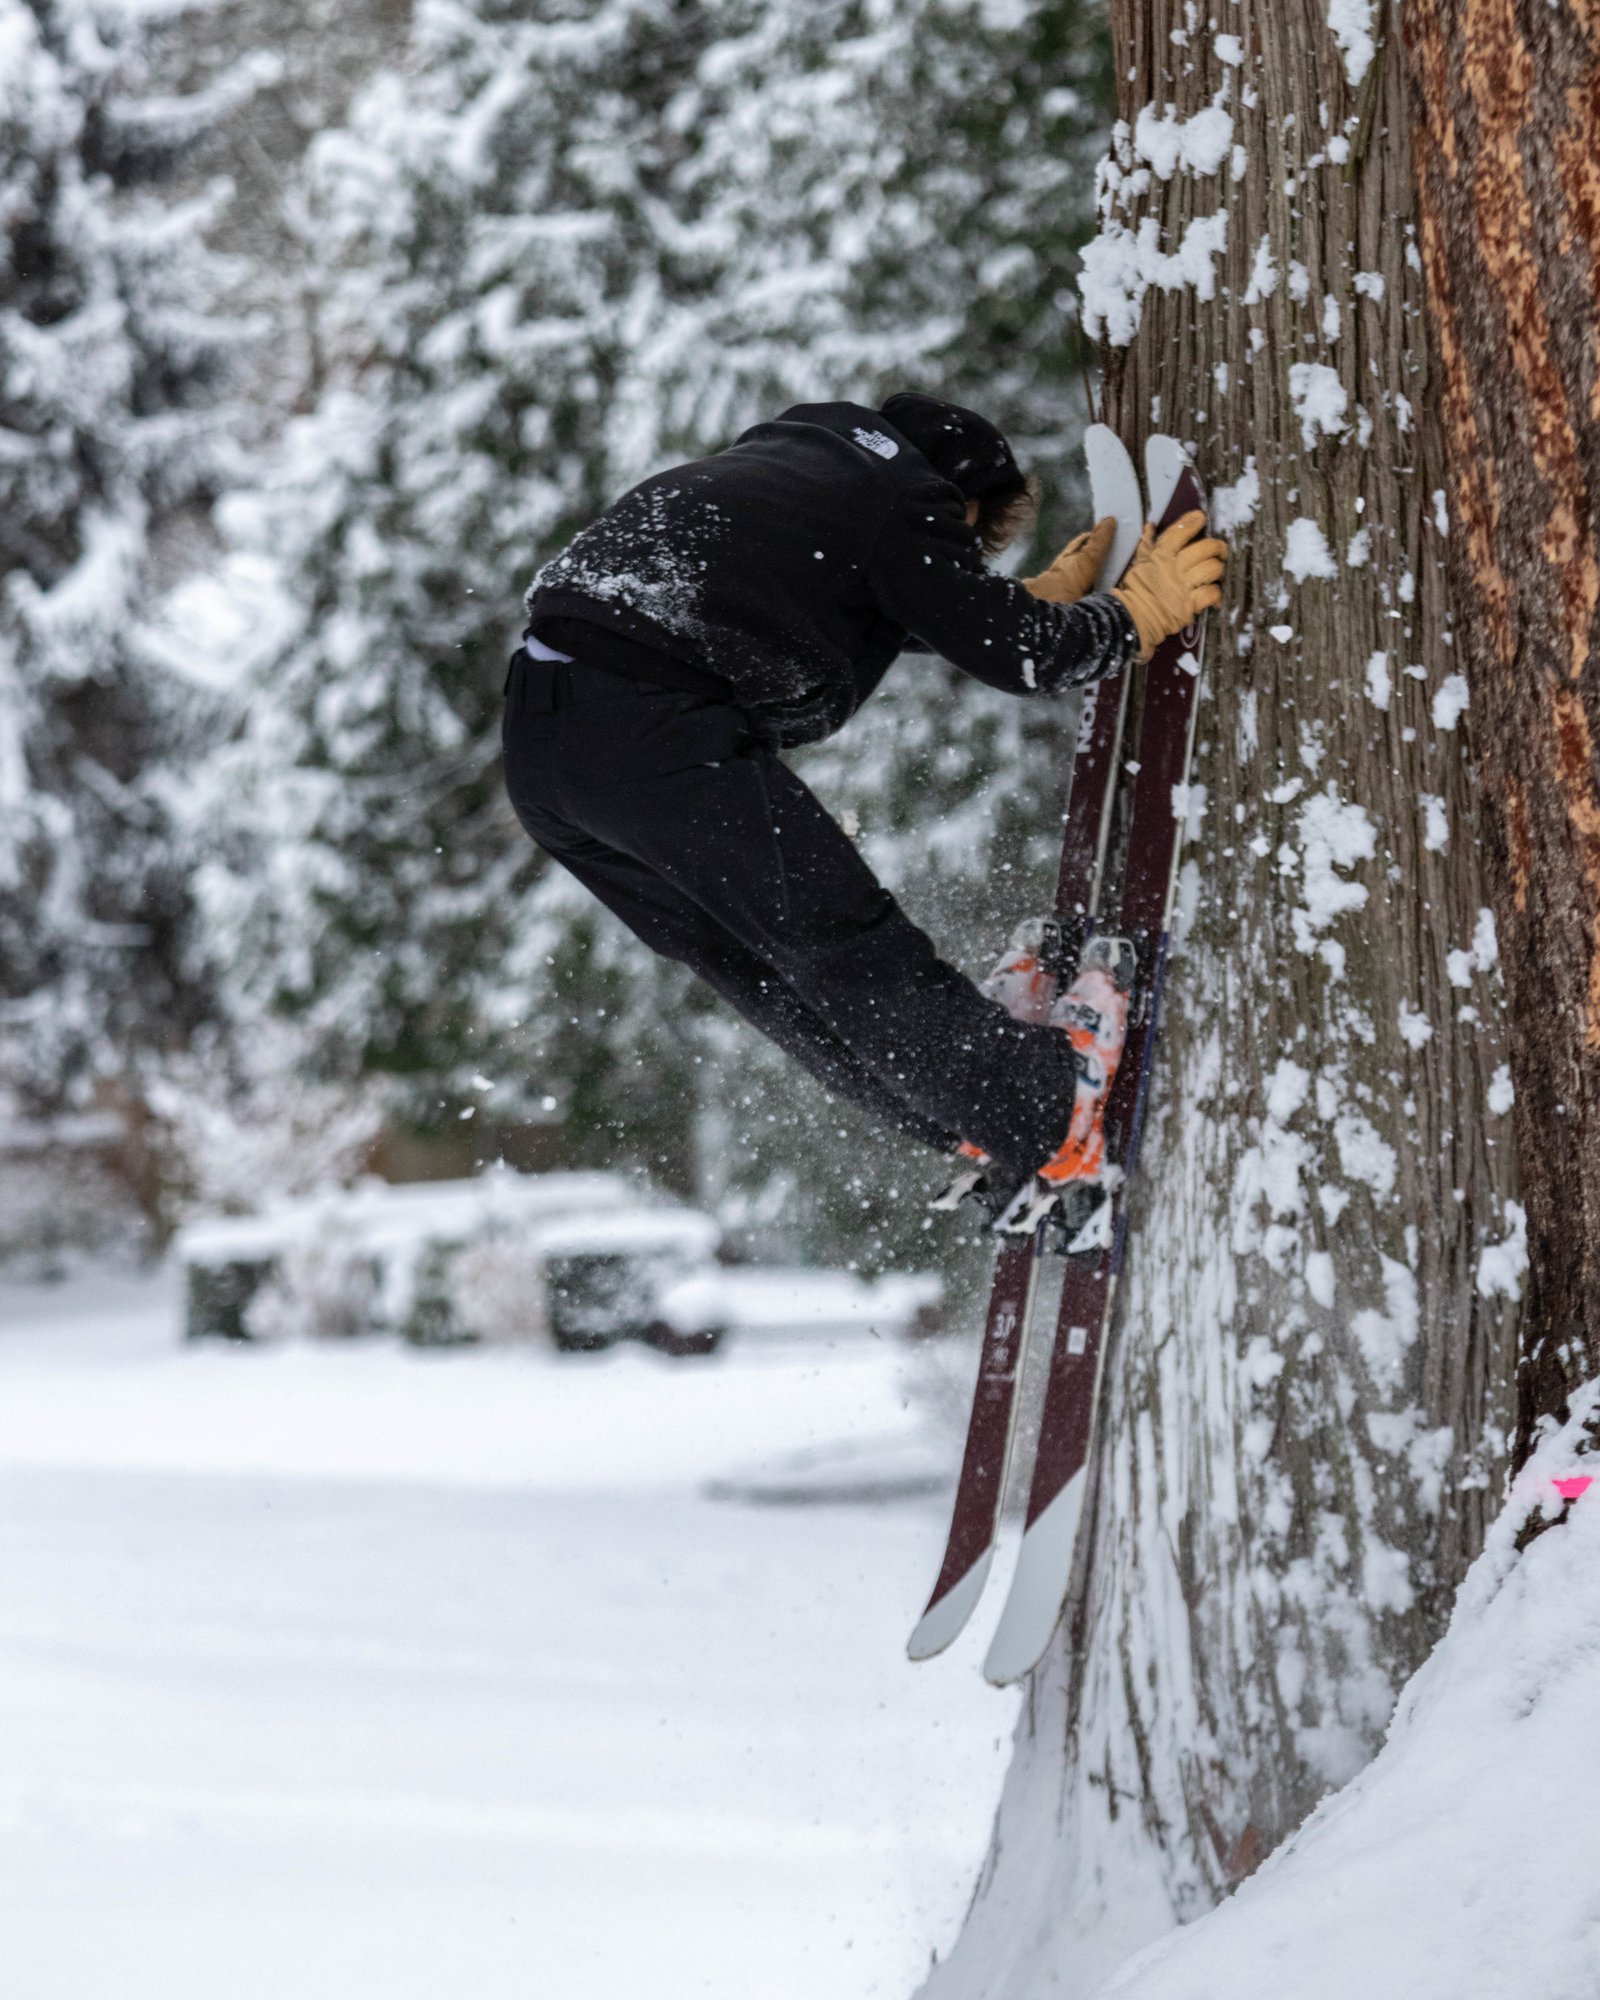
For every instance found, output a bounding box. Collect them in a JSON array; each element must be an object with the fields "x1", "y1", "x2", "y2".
[
  {"x1": 1060, "y1": 1188, "x2": 1114, "y2": 1256},
  {"x1": 980, "y1": 916, "x2": 1063, "y2": 1025}
]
